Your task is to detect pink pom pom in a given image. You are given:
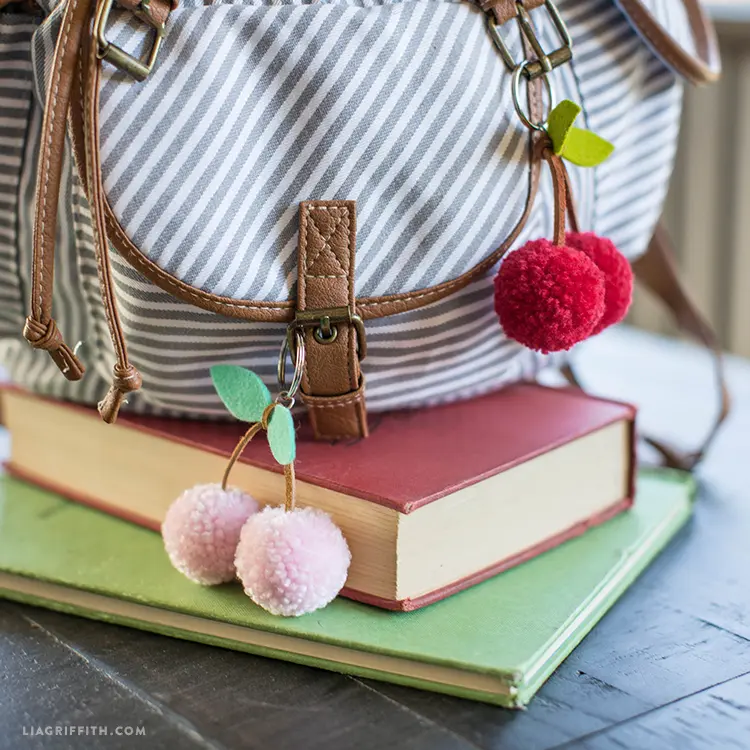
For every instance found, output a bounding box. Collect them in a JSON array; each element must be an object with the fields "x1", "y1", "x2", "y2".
[
  {"x1": 162, "y1": 484, "x2": 258, "y2": 585},
  {"x1": 494, "y1": 238, "x2": 606, "y2": 353},
  {"x1": 565, "y1": 232, "x2": 633, "y2": 333},
  {"x1": 235, "y1": 506, "x2": 351, "y2": 617}
]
